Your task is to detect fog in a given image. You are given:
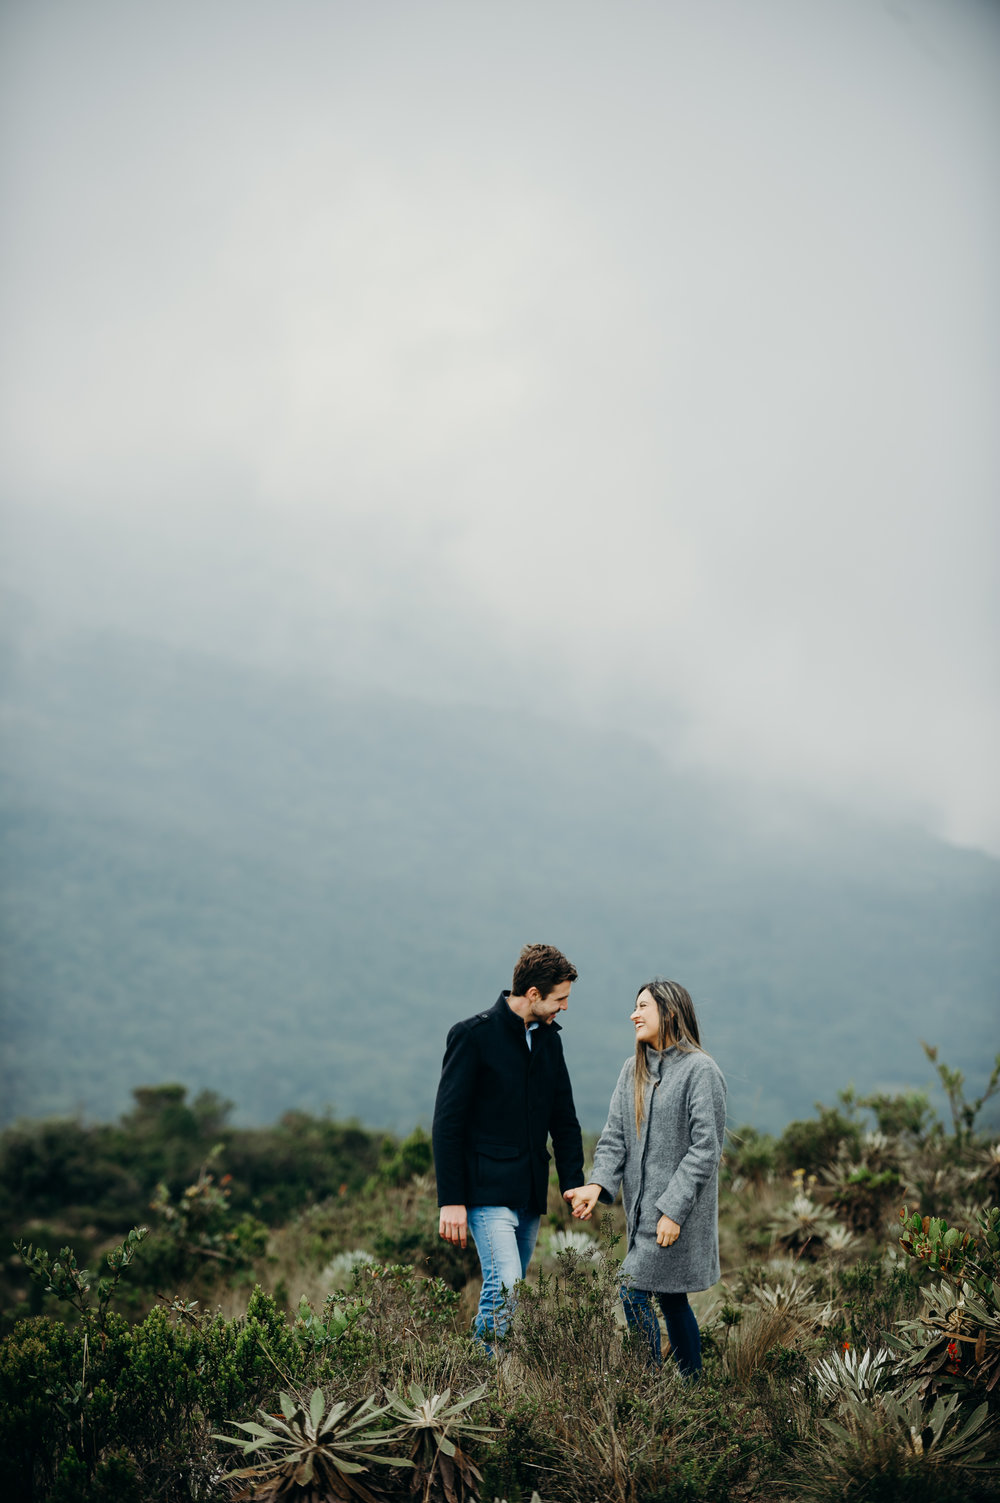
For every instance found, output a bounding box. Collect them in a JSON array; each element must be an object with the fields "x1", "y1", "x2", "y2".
[{"x1": 2, "y1": 0, "x2": 998, "y2": 850}]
